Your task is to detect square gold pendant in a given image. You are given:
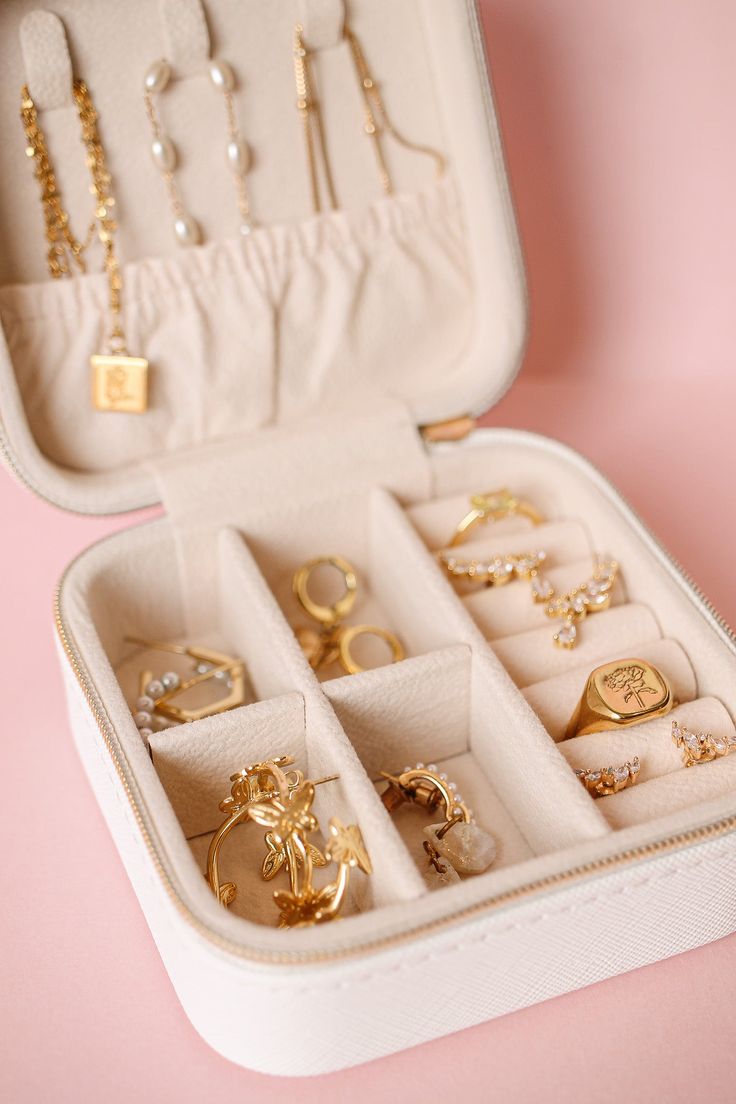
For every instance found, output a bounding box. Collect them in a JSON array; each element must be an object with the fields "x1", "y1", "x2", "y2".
[{"x1": 91, "y1": 354, "x2": 149, "y2": 413}]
